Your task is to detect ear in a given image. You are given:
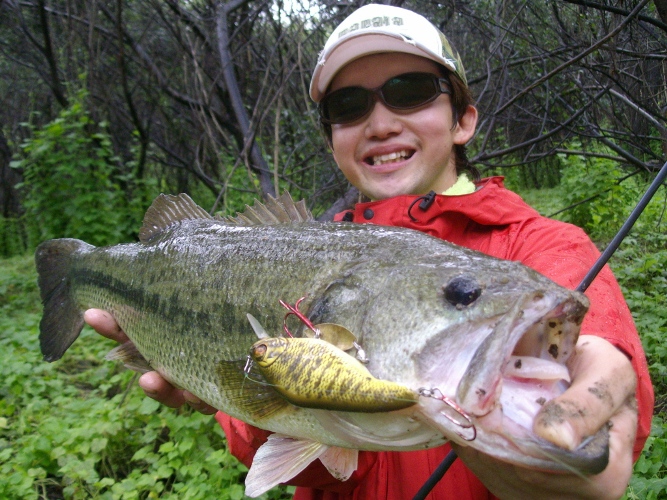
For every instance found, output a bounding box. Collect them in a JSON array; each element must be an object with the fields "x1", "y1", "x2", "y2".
[{"x1": 453, "y1": 105, "x2": 478, "y2": 145}]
